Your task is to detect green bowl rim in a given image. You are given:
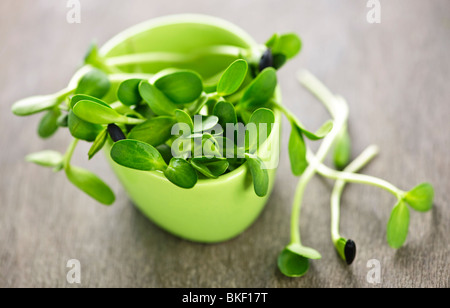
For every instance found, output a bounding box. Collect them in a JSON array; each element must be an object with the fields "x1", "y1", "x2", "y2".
[
  {"x1": 99, "y1": 14, "x2": 259, "y2": 56},
  {"x1": 80, "y1": 14, "x2": 283, "y2": 186}
]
